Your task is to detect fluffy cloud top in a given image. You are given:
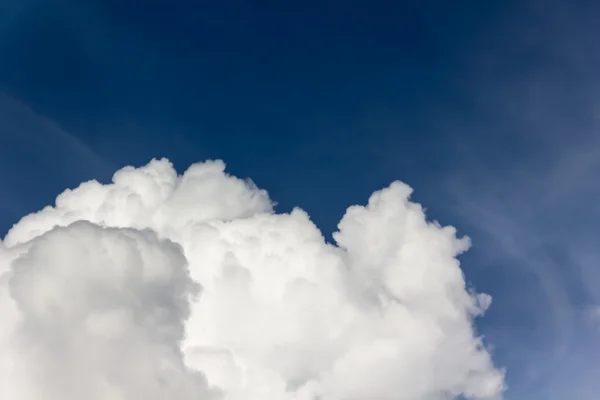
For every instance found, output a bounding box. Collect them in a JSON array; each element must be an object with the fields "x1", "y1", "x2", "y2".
[{"x1": 0, "y1": 158, "x2": 505, "y2": 400}]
